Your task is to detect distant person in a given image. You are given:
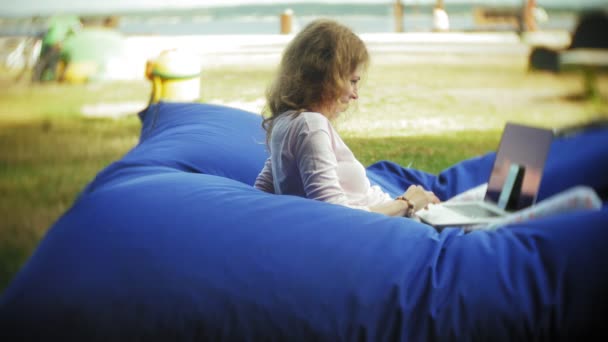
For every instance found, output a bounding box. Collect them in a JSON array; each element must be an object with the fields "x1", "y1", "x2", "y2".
[
  {"x1": 522, "y1": 0, "x2": 538, "y2": 32},
  {"x1": 432, "y1": 0, "x2": 450, "y2": 32},
  {"x1": 33, "y1": 15, "x2": 81, "y2": 82},
  {"x1": 254, "y1": 19, "x2": 440, "y2": 217}
]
